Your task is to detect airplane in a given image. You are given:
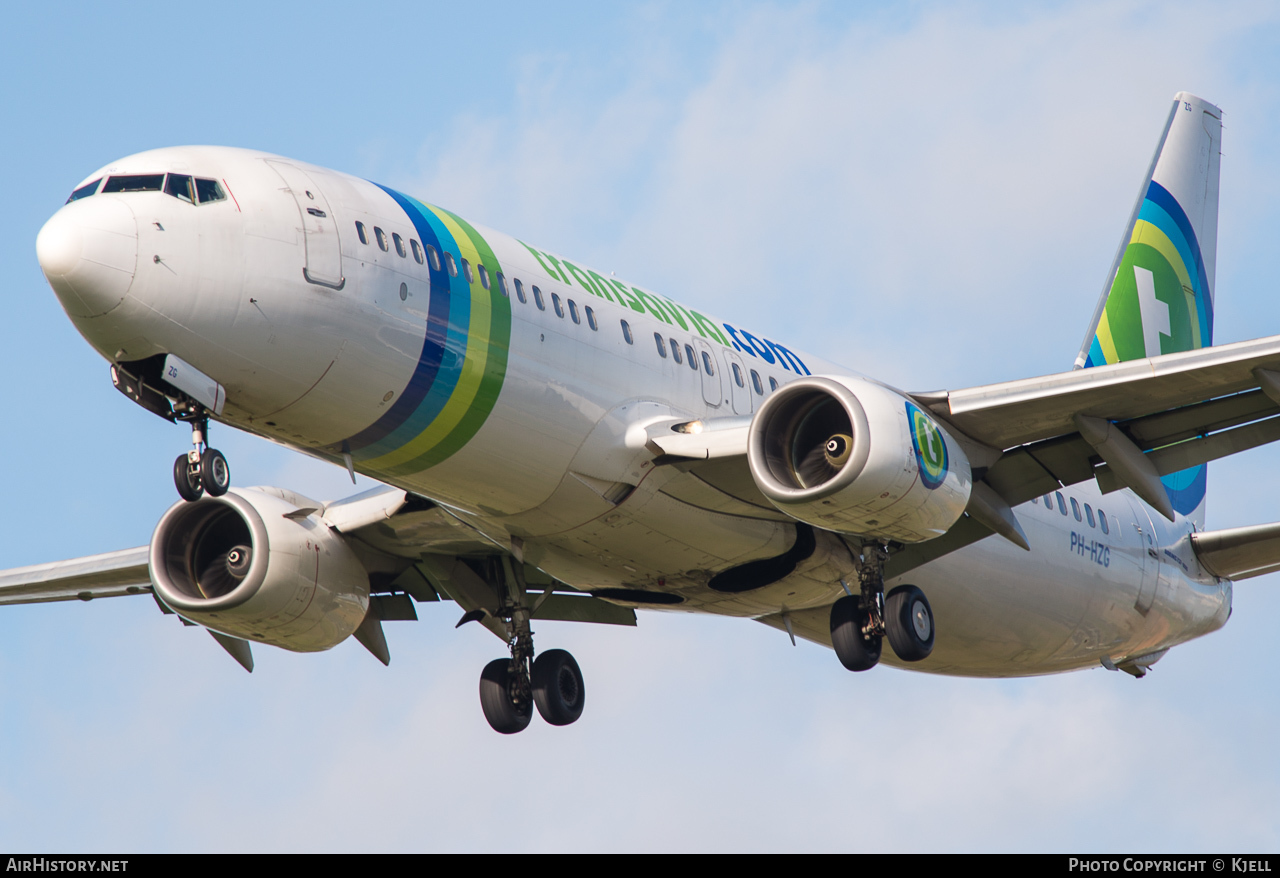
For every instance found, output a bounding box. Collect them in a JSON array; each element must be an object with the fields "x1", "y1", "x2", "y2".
[{"x1": 6, "y1": 90, "x2": 1280, "y2": 734}]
